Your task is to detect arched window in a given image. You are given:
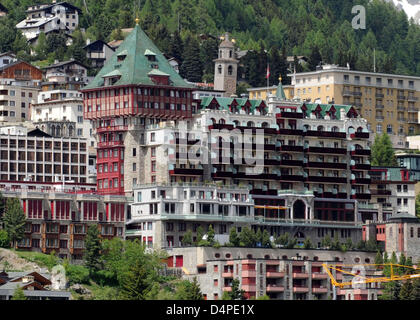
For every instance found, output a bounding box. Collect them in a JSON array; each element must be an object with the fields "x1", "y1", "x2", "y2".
[
  {"x1": 357, "y1": 127, "x2": 363, "y2": 133},
  {"x1": 218, "y1": 65, "x2": 222, "y2": 74},
  {"x1": 247, "y1": 121, "x2": 254, "y2": 127},
  {"x1": 219, "y1": 118, "x2": 225, "y2": 124},
  {"x1": 331, "y1": 126, "x2": 339, "y2": 132},
  {"x1": 228, "y1": 65, "x2": 233, "y2": 76},
  {"x1": 261, "y1": 122, "x2": 269, "y2": 128},
  {"x1": 317, "y1": 125, "x2": 324, "y2": 132},
  {"x1": 210, "y1": 118, "x2": 216, "y2": 125}
]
